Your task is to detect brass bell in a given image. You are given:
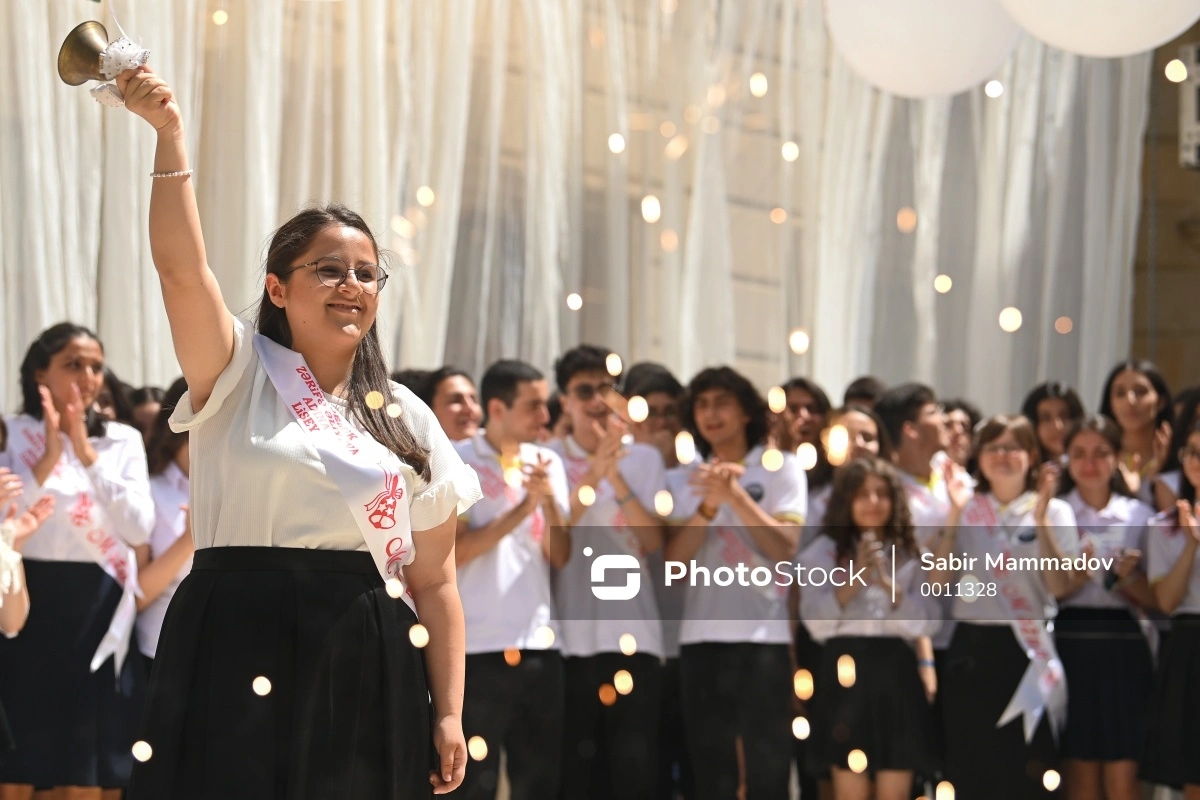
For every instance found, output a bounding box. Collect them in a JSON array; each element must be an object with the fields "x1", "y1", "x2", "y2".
[{"x1": 57, "y1": 21, "x2": 110, "y2": 86}]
